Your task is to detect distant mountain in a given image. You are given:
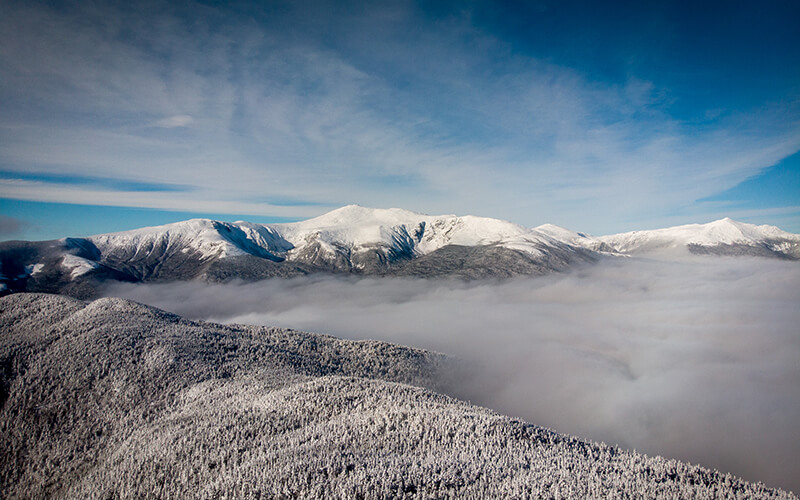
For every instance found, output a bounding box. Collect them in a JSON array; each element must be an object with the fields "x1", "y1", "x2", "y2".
[
  {"x1": 1, "y1": 293, "x2": 794, "y2": 499},
  {"x1": 1, "y1": 206, "x2": 797, "y2": 297},
  {"x1": 86, "y1": 205, "x2": 596, "y2": 276},
  {"x1": 595, "y1": 218, "x2": 799, "y2": 258},
  {"x1": 537, "y1": 217, "x2": 800, "y2": 258}
]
